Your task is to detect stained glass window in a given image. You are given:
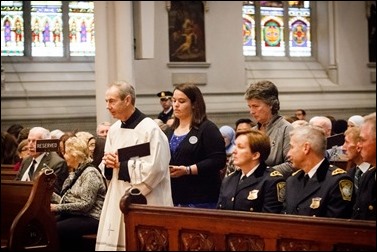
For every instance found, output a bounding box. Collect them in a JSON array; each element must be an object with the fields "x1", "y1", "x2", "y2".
[
  {"x1": 242, "y1": 1, "x2": 312, "y2": 57},
  {"x1": 1, "y1": 1, "x2": 24, "y2": 56},
  {"x1": 31, "y1": 1, "x2": 63, "y2": 57},
  {"x1": 1, "y1": 1, "x2": 95, "y2": 58},
  {"x1": 261, "y1": 1, "x2": 285, "y2": 56},
  {"x1": 69, "y1": 1, "x2": 95, "y2": 56},
  {"x1": 289, "y1": 1, "x2": 311, "y2": 57},
  {"x1": 243, "y1": 2, "x2": 256, "y2": 56}
]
